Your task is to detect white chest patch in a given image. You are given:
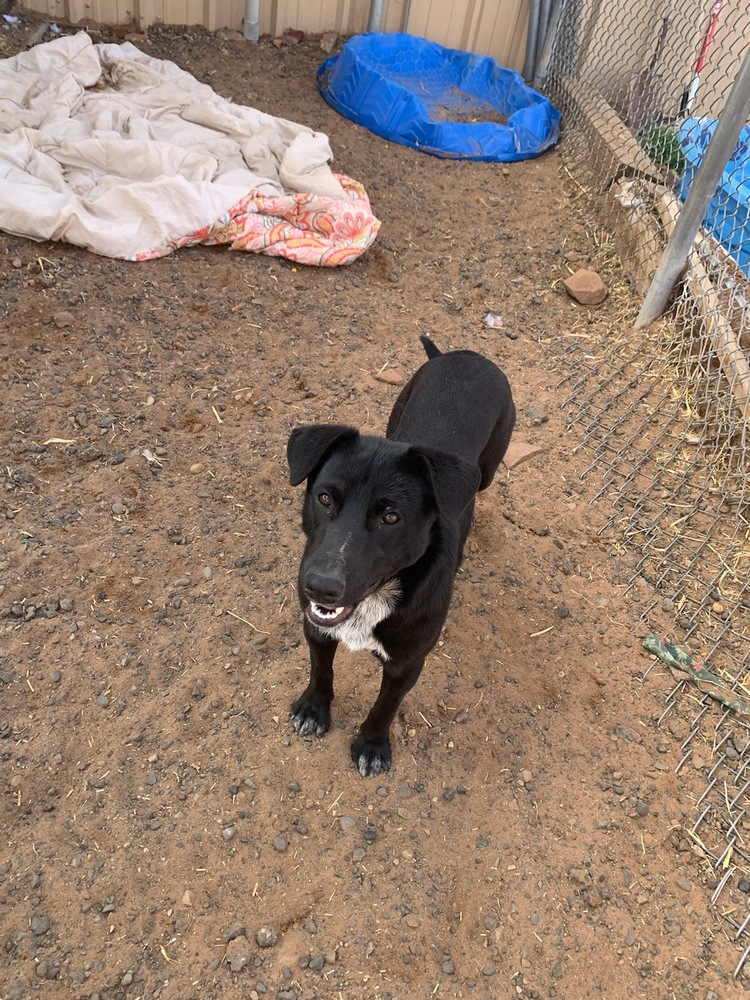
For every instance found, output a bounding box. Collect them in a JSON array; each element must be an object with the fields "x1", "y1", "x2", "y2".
[{"x1": 316, "y1": 579, "x2": 401, "y2": 660}]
